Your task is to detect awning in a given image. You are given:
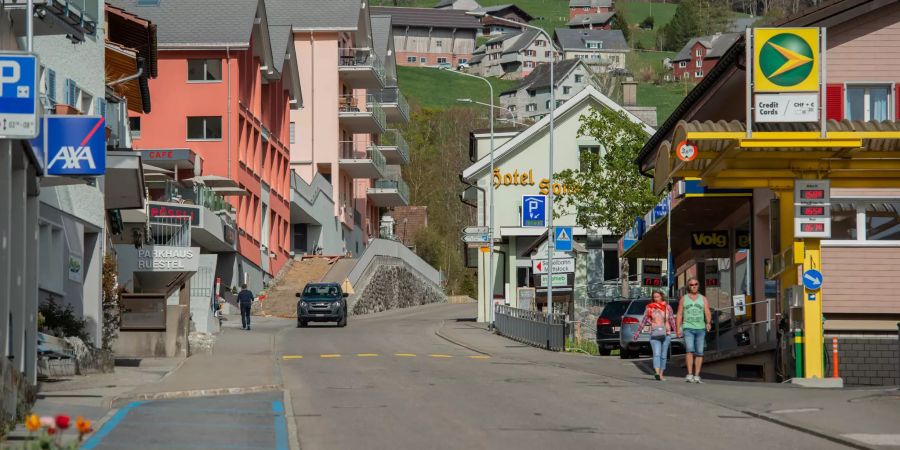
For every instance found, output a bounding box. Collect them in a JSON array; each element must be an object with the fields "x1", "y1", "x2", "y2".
[
  {"x1": 211, "y1": 186, "x2": 250, "y2": 196},
  {"x1": 189, "y1": 174, "x2": 240, "y2": 189},
  {"x1": 106, "y1": 151, "x2": 146, "y2": 210},
  {"x1": 142, "y1": 164, "x2": 173, "y2": 174}
]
